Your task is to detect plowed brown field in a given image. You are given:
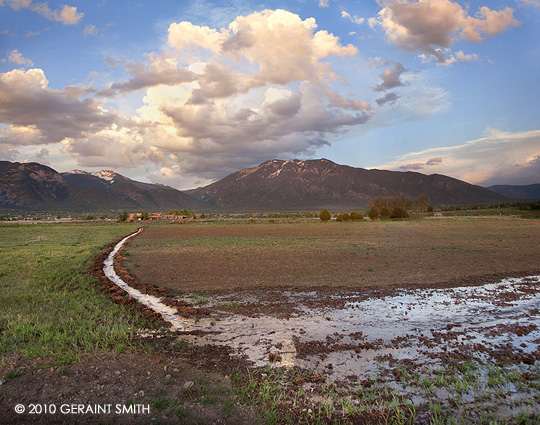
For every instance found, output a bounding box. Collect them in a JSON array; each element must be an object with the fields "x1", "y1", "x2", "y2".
[{"x1": 124, "y1": 218, "x2": 540, "y2": 293}]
